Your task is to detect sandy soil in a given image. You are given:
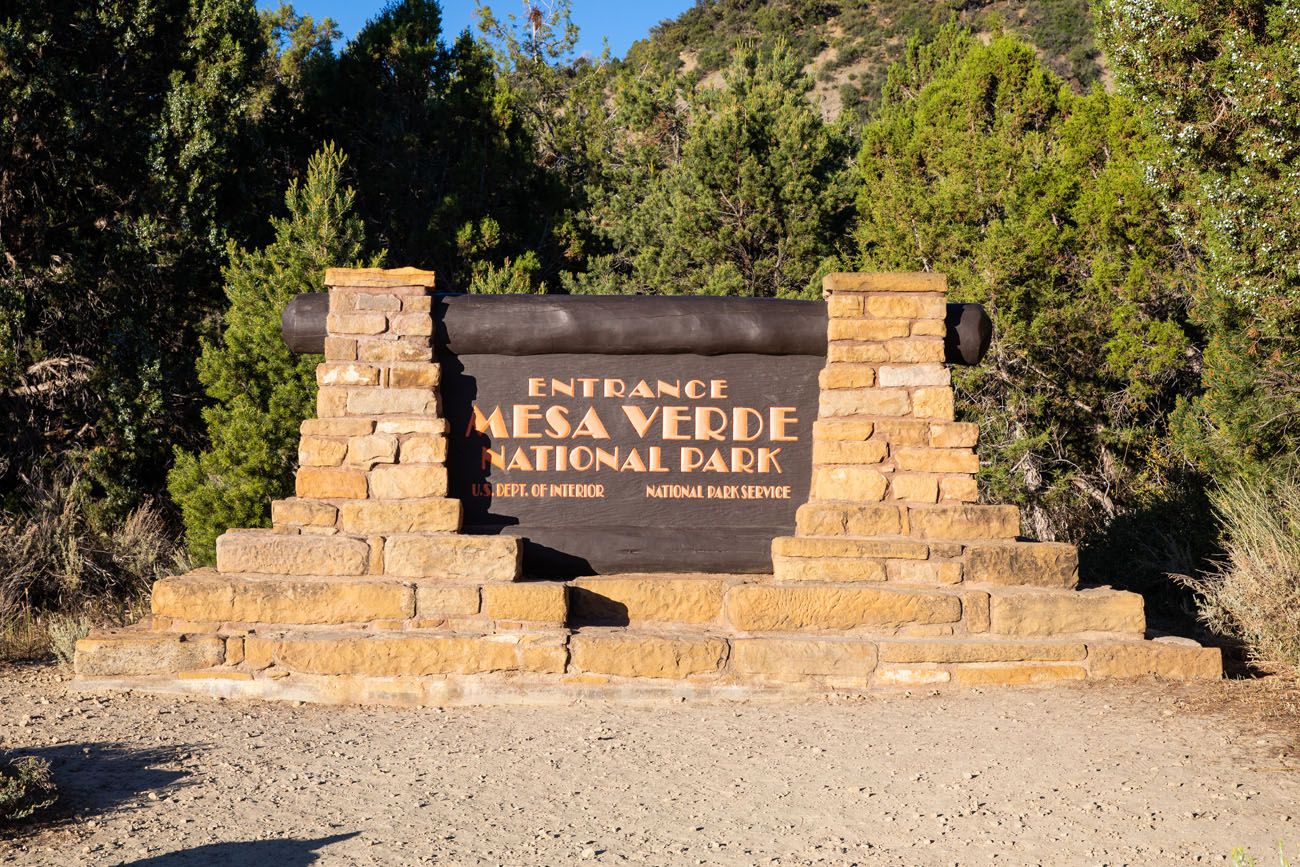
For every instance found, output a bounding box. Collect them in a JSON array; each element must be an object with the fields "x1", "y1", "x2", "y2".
[{"x1": 1, "y1": 663, "x2": 1298, "y2": 866}]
